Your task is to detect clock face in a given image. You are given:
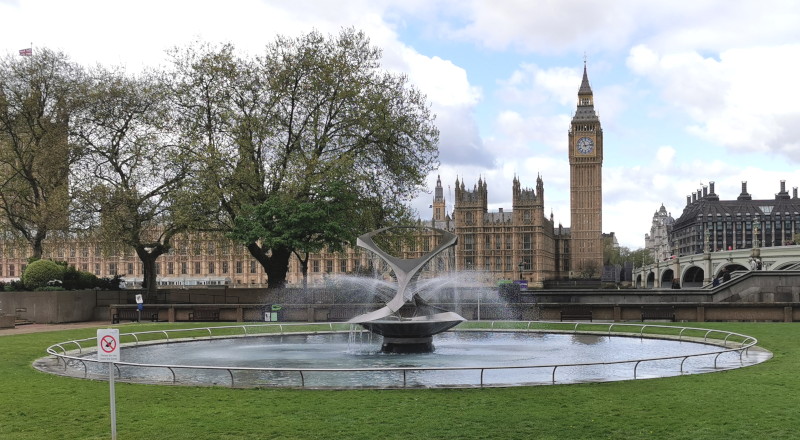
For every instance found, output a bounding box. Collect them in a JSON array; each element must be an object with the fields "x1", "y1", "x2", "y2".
[{"x1": 577, "y1": 137, "x2": 594, "y2": 154}]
